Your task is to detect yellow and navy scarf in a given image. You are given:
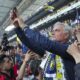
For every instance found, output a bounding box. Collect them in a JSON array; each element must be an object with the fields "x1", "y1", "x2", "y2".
[{"x1": 43, "y1": 53, "x2": 66, "y2": 80}]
